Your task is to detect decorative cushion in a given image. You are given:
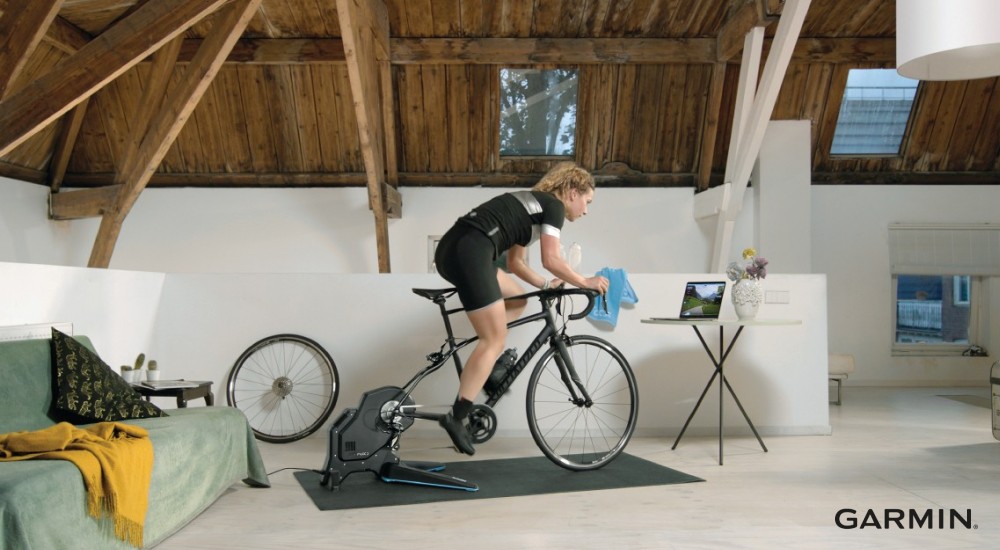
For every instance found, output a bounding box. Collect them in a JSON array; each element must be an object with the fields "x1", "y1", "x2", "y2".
[{"x1": 50, "y1": 328, "x2": 166, "y2": 423}]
